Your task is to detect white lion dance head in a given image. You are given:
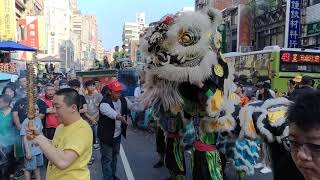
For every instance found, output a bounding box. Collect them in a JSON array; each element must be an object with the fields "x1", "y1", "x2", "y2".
[{"x1": 139, "y1": 8, "x2": 234, "y2": 113}]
